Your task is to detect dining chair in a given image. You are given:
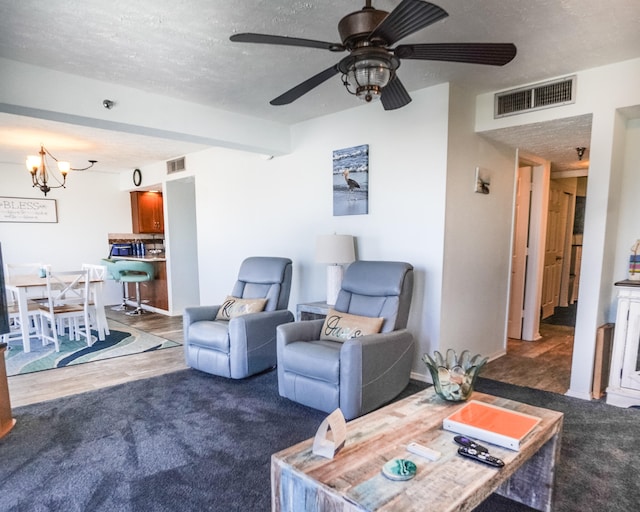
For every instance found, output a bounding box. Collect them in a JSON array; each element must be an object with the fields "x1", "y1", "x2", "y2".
[
  {"x1": 1, "y1": 300, "x2": 41, "y2": 346},
  {"x1": 81, "y1": 263, "x2": 110, "y2": 339},
  {"x1": 2, "y1": 264, "x2": 46, "y2": 347},
  {"x1": 5, "y1": 262, "x2": 51, "y2": 303},
  {"x1": 38, "y1": 269, "x2": 92, "y2": 352}
]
